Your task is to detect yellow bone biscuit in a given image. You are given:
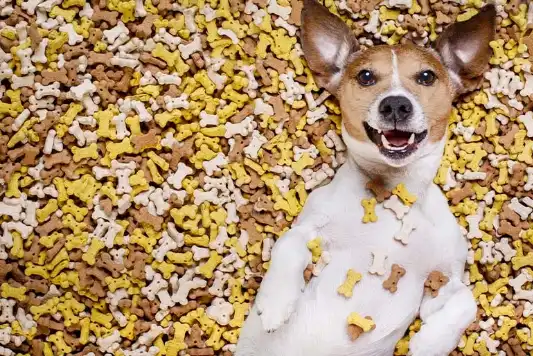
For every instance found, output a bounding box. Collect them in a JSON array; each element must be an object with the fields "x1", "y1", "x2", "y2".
[
  {"x1": 392, "y1": 183, "x2": 417, "y2": 206},
  {"x1": 307, "y1": 237, "x2": 323, "y2": 263},
  {"x1": 347, "y1": 312, "x2": 376, "y2": 333},
  {"x1": 71, "y1": 143, "x2": 99, "y2": 162},
  {"x1": 361, "y1": 198, "x2": 378, "y2": 223},
  {"x1": 47, "y1": 331, "x2": 72, "y2": 355},
  {"x1": 197, "y1": 251, "x2": 223, "y2": 278},
  {"x1": 337, "y1": 269, "x2": 363, "y2": 298},
  {"x1": 1, "y1": 283, "x2": 27, "y2": 301}
]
